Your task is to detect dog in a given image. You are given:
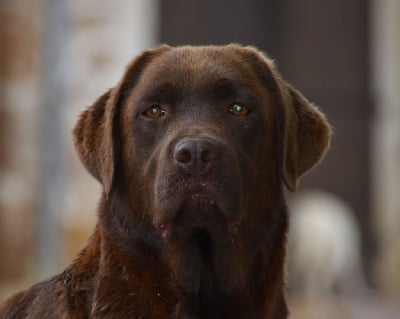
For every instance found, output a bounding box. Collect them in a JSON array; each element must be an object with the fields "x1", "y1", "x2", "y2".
[{"x1": 0, "y1": 44, "x2": 331, "y2": 319}]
